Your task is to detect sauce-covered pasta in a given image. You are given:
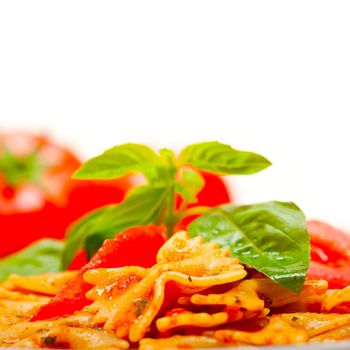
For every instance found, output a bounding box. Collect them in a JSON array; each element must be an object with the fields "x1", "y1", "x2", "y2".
[{"x1": 1, "y1": 231, "x2": 350, "y2": 349}]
